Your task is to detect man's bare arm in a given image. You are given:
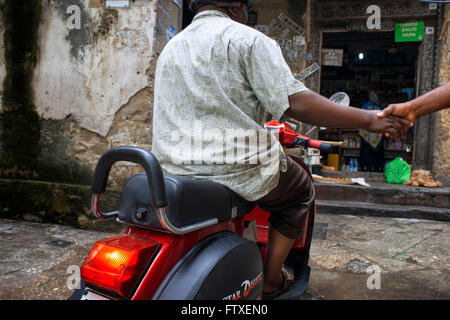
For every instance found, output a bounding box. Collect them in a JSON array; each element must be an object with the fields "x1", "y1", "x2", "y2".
[
  {"x1": 377, "y1": 81, "x2": 450, "y2": 123},
  {"x1": 285, "y1": 90, "x2": 411, "y2": 141}
]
